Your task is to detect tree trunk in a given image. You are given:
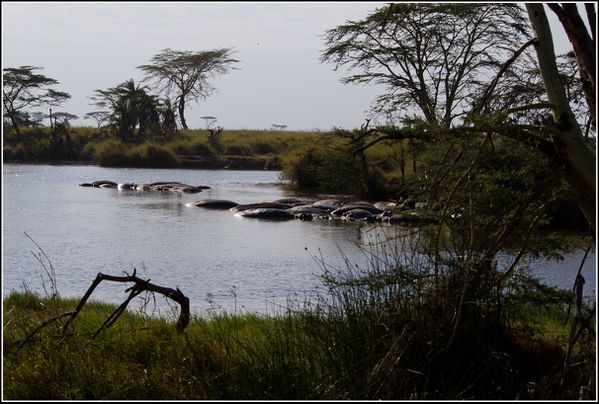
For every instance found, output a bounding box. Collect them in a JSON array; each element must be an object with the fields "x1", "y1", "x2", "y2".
[
  {"x1": 547, "y1": 3, "x2": 596, "y2": 127},
  {"x1": 526, "y1": 4, "x2": 596, "y2": 231},
  {"x1": 178, "y1": 96, "x2": 188, "y2": 130},
  {"x1": 9, "y1": 113, "x2": 21, "y2": 136}
]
